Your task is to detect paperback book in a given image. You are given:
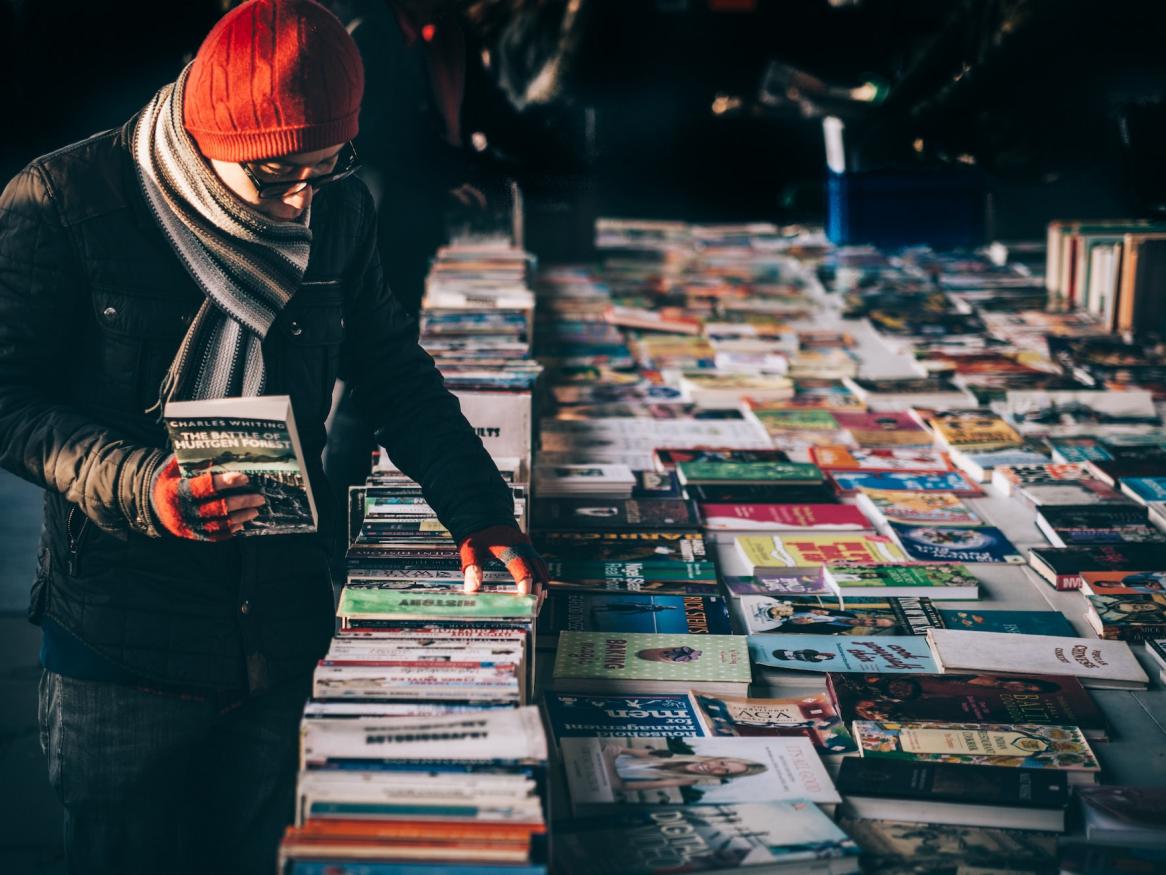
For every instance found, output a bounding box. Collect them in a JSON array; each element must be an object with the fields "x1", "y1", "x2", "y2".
[
  {"x1": 936, "y1": 609, "x2": 1077, "y2": 637},
  {"x1": 735, "y1": 534, "x2": 907, "y2": 570},
  {"x1": 824, "y1": 564, "x2": 980, "y2": 600},
  {"x1": 163, "y1": 395, "x2": 316, "y2": 534},
  {"x1": 828, "y1": 471, "x2": 982, "y2": 496},
  {"x1": 537, "y1": 593, "x2": 733, "y2": 640},
  {"x1": 887, "y1": 523, "x2": 1025, "y2": 564},
  {"x1": 738, "y1": 595, "x2": 941, "y2": 636},
  {"x1": 689, "y1": 690, "x2": 856, "y2": 753},
  {"x1": 699, "y1": 503, "x2": 869, "y2": 532},
  {"x1": 543, "y1": 693, "x2": 706, "y2": 738},
  {"x1": 856, "y1": 489, "x2": 982, "y2": 528},
  {"x1": 748, "y1": 635, "x2": 938, "y2": 674}
]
